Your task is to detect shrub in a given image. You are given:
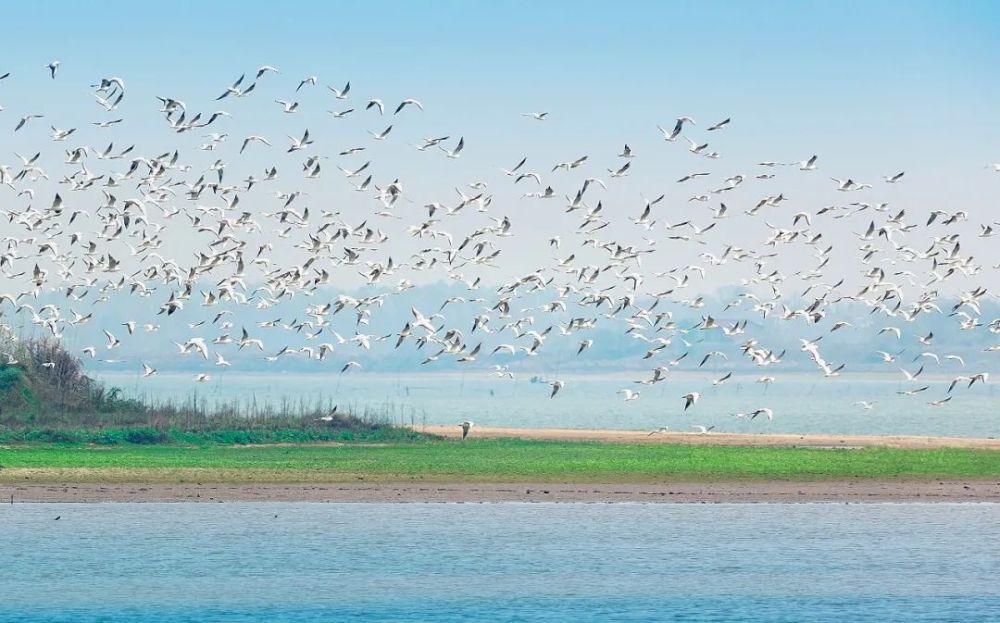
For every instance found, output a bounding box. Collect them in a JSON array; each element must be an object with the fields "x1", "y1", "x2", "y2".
[
  {"x1": 0, "y1": 337, "x2": 409, "y2": 444},
  {"x1": 123, "y1": 428, "x2": 170, "y2": 445}
]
